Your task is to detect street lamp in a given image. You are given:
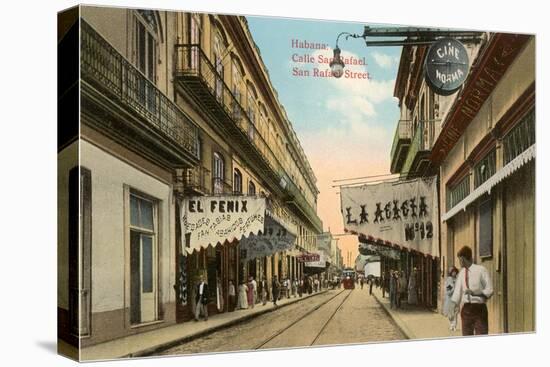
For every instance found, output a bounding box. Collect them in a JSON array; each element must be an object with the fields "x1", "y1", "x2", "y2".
[
  {"x1": 330, "y1": 32, "x2": 362, "y2": 78},
  {"x1": 329, "y1": 47, "x2": 345, "y2": 78}
]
